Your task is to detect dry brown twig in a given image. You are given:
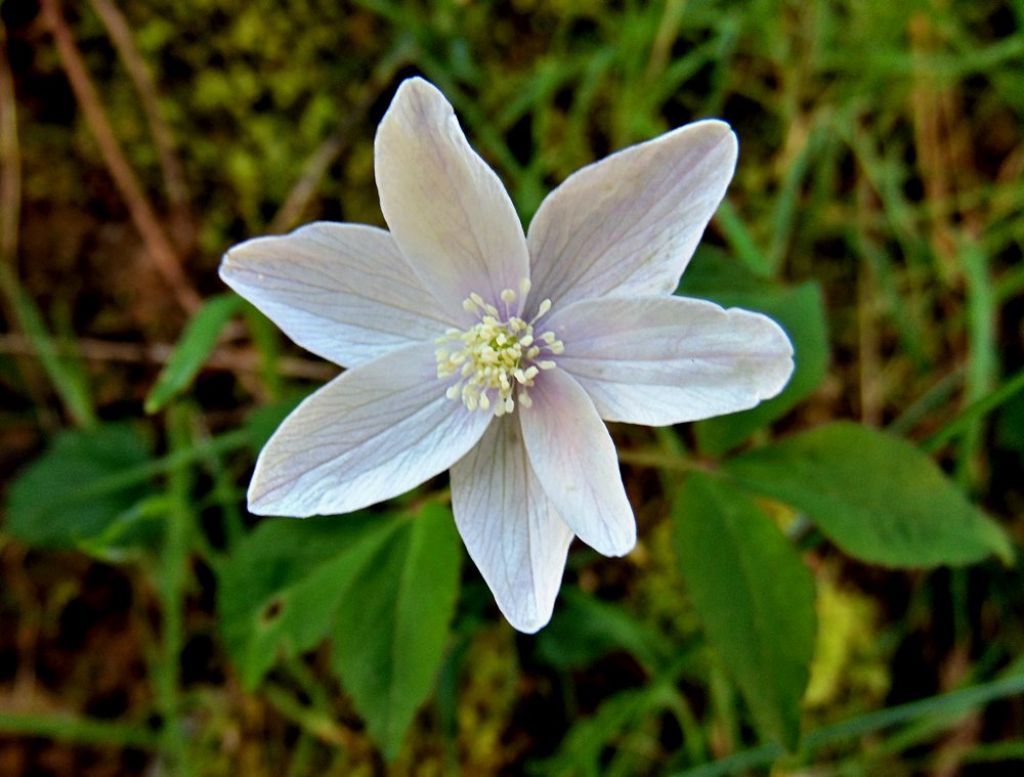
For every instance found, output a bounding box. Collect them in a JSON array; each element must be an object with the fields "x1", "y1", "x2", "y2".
[
  {"x1": 269, "y1": 132, "x2": 352, "y2": 236},
  {"x1": 87, "y1": 0, "x2": 194, "y2": 251},
  {"x1": 0, "y1": 23, "x2": 63, "y2": 427},
  {"x1": 855, "y1": 168, "x2": 884, "y2": 427},
  {"x1": 0, "y1": 28, "x2": 19, "y2": 266},
  {"x1": 38, "y1": 0, "x2": 201, "y2": 313},
  {"x1": 0, "y1": 332, "x2": 337, "y2": 382}
]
